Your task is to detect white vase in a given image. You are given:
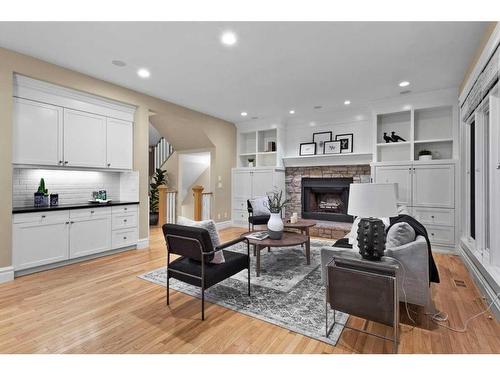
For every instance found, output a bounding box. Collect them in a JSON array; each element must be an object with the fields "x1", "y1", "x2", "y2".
[
  {"x1": 419, "y1": 154, "x2": 432, "y2": 161},
  {"x1": 267, "y1": 212, "x2": 284, "y2": 240}
]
